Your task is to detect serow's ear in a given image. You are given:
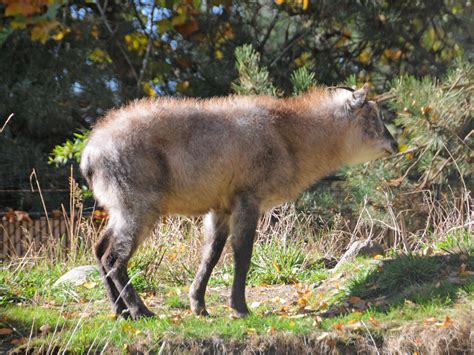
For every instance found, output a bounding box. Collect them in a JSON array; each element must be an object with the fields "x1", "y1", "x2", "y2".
[{"x1": 349, "y1": 83, "x2": 369, "y2": 109}]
